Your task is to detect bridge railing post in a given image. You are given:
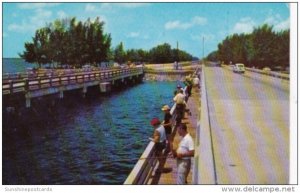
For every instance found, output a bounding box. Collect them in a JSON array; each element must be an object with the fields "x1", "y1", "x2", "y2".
[
  {"x1": 37, "y1": 77, "x2": 41, "y2": 90},
  {"x1": 24, "y1": 78, "x2": 29, "y2": 92},
  {"x1": 75, "y1": 74, "x2": 78, "y2": 83},
  {"x1": 67, "y1": 75, "x2": 70, "y2": 84},
  {"x1": 8, "y1": 80, "x2": 13, "y2": 94},
  {"x1": 59, "y1": 74, "x2": 63, "y2": 85},
  {"x1": 50, "y1": 76, "x2": 54, "y2": 87}
]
